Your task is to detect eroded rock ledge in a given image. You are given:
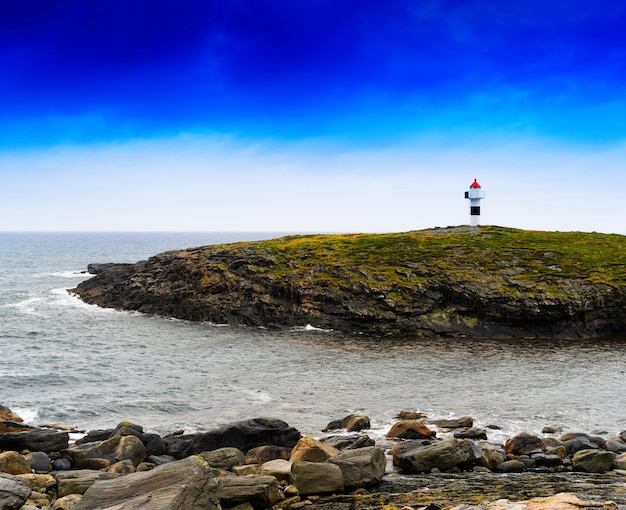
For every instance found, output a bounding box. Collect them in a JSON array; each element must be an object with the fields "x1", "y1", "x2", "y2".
[{"x1": 71, "y1": 227, "x2": 626, "y2": 338}]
